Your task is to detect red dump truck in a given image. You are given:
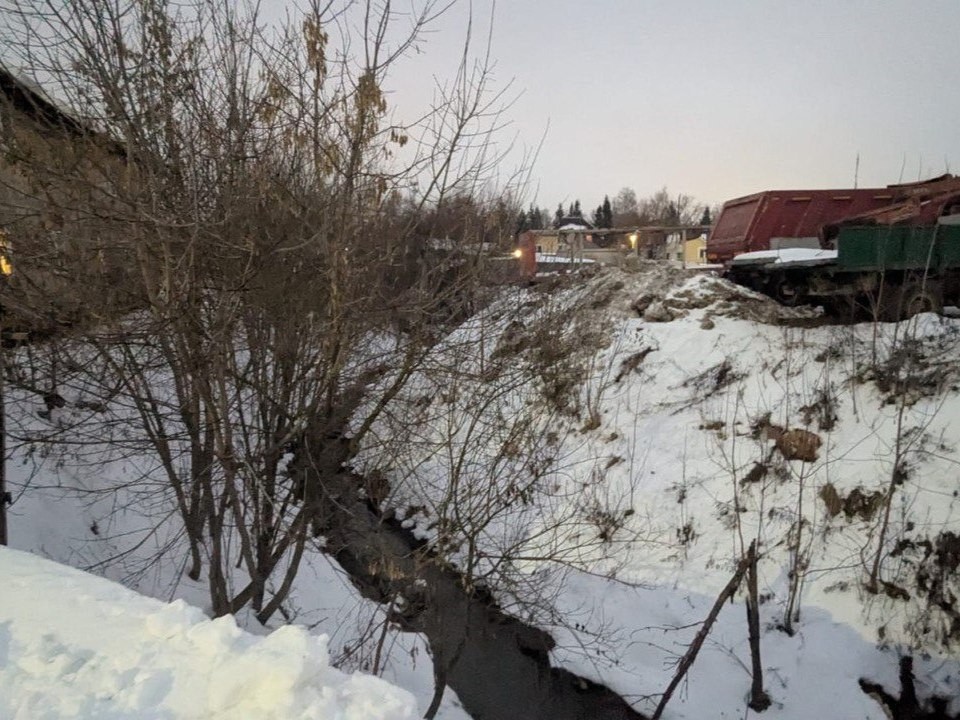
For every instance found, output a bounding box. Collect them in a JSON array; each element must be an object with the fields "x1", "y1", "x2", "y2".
[
  {"x1": 705, "y1": 187, "x2": 897, "y2": 264},
  {"x1": 707, "y1": 176, "x2": 960, "y2": 264}
]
